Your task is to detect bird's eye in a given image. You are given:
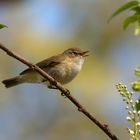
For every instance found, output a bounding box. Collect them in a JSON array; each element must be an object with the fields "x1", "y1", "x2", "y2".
[{"x1": 72, "y1": 51, "x2": 77, "y2": 55}]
